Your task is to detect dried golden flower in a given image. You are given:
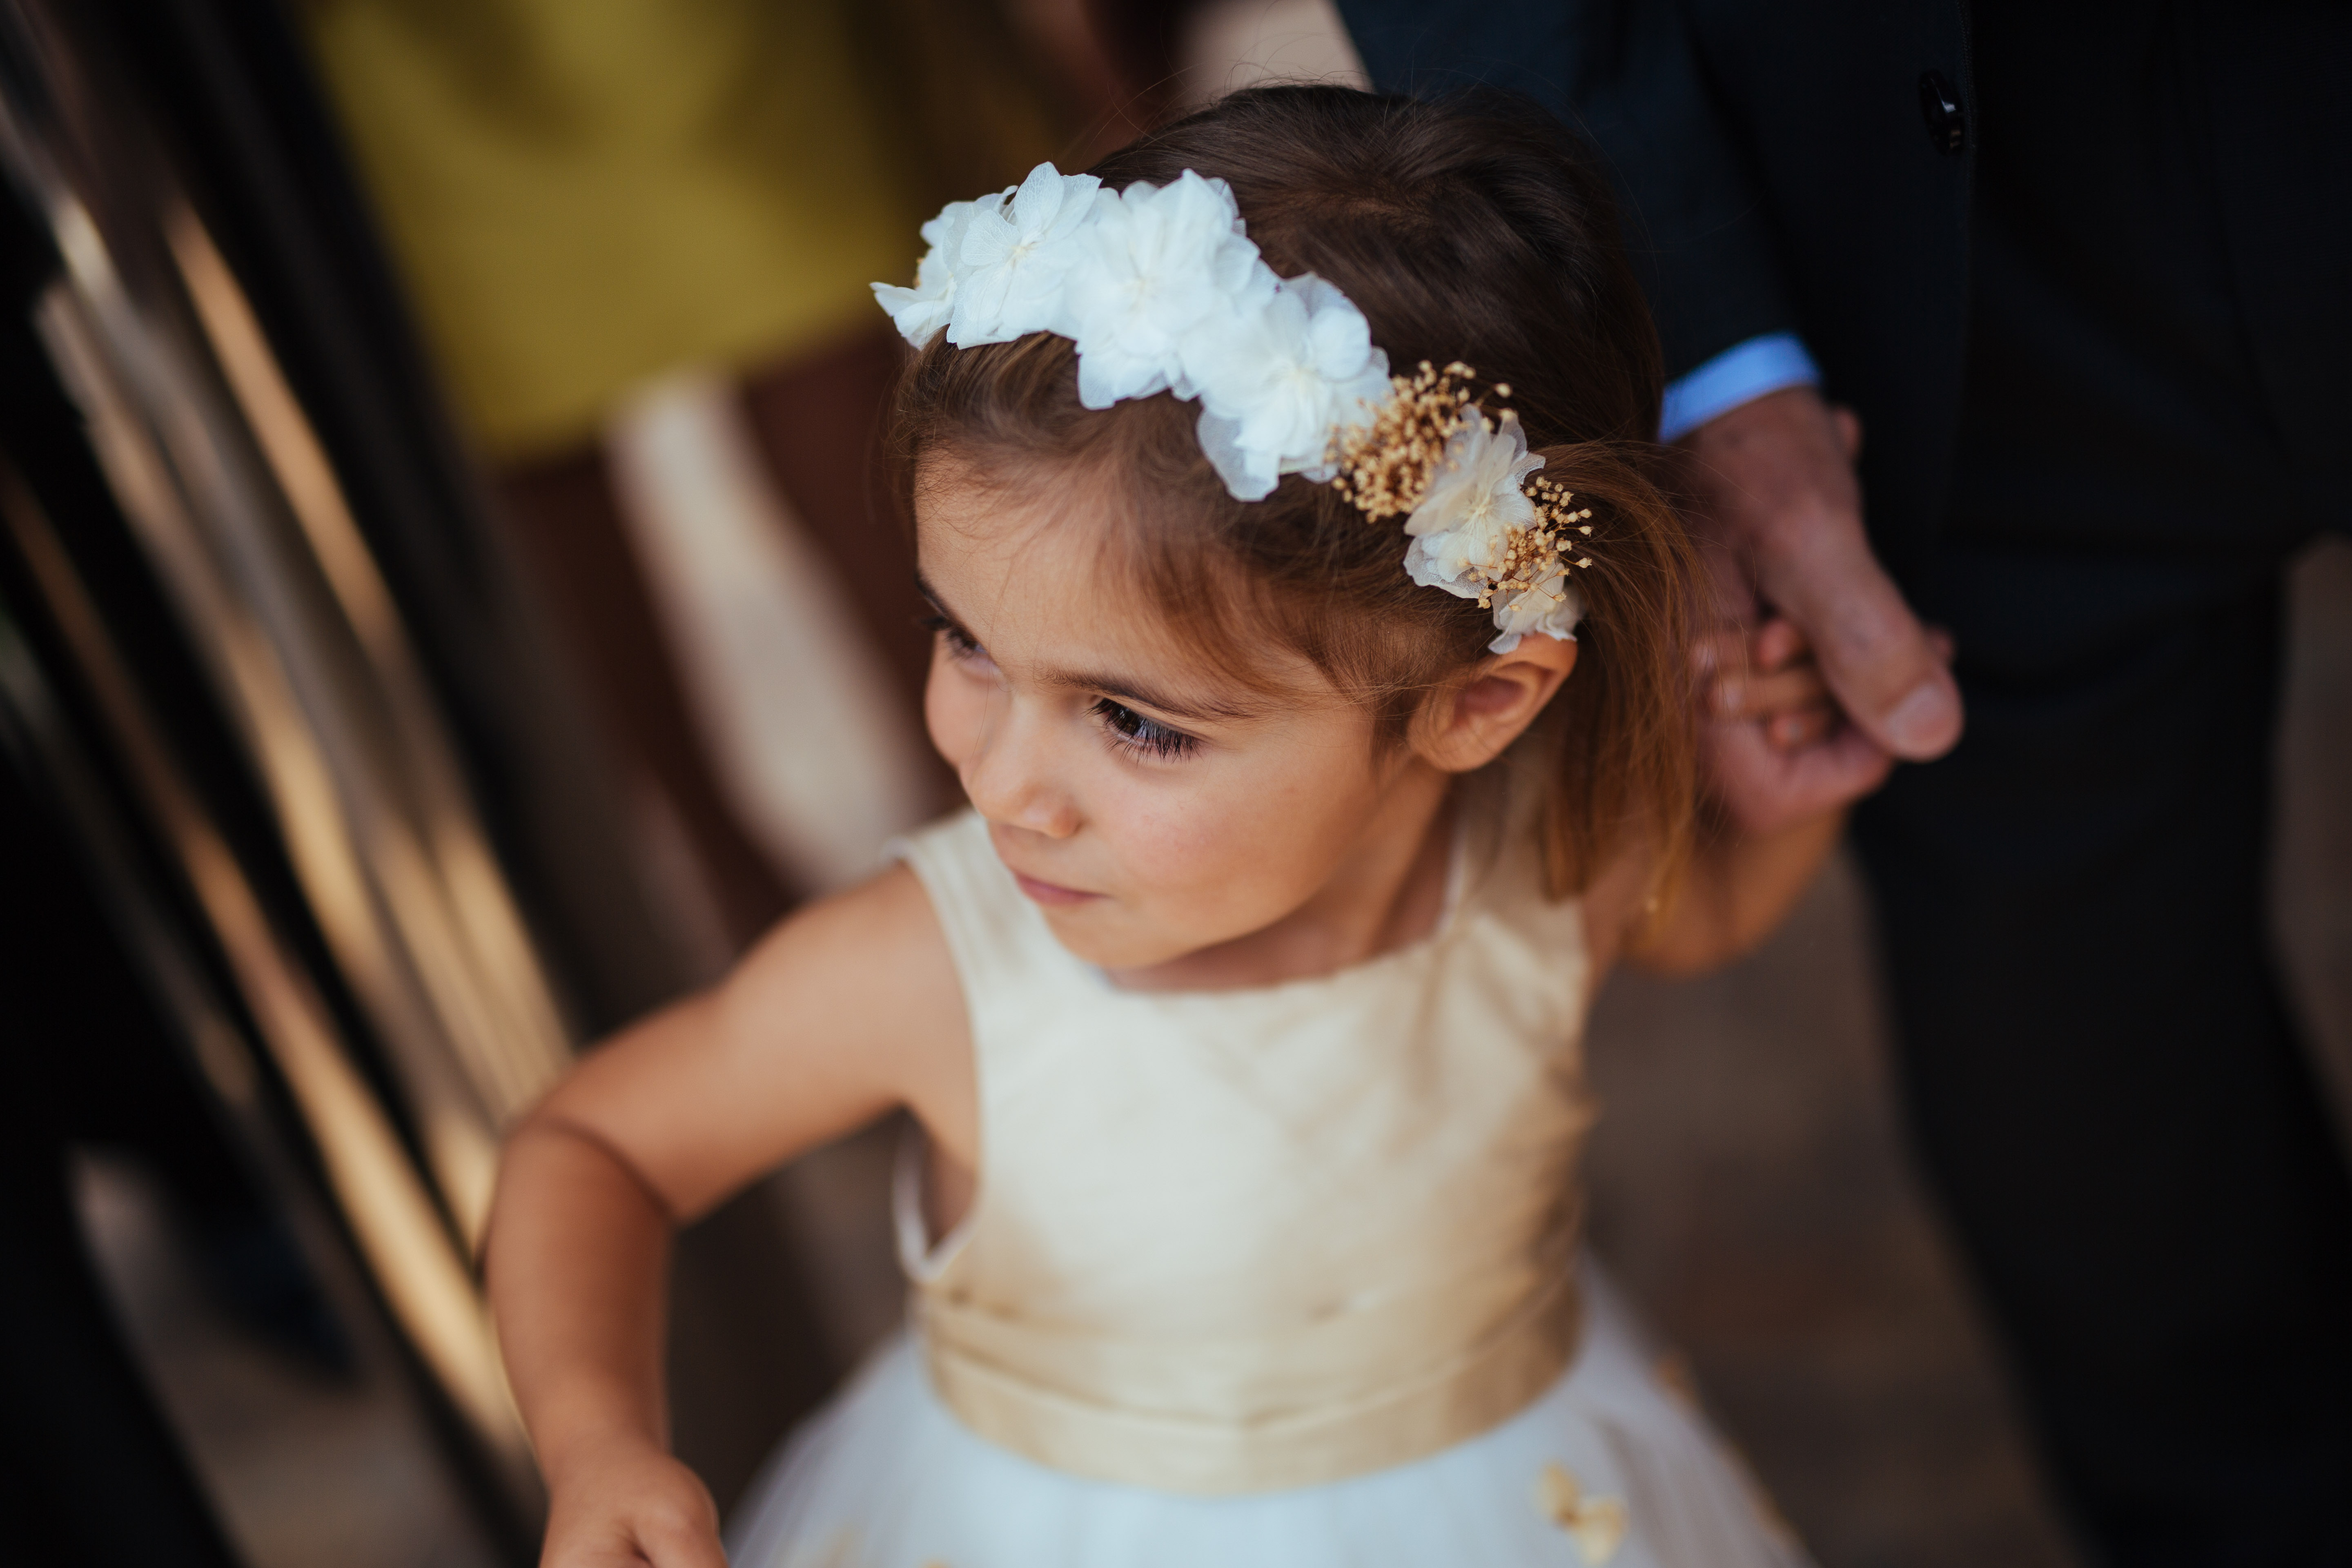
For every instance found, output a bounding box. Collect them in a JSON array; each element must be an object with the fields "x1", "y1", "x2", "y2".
[
  {"x1": 1329, "y1": 363, "x2": 1601, "y2": 648},
  {"x1": 1328, "y1": 361, "x2": 1481, "y2": 520}
]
